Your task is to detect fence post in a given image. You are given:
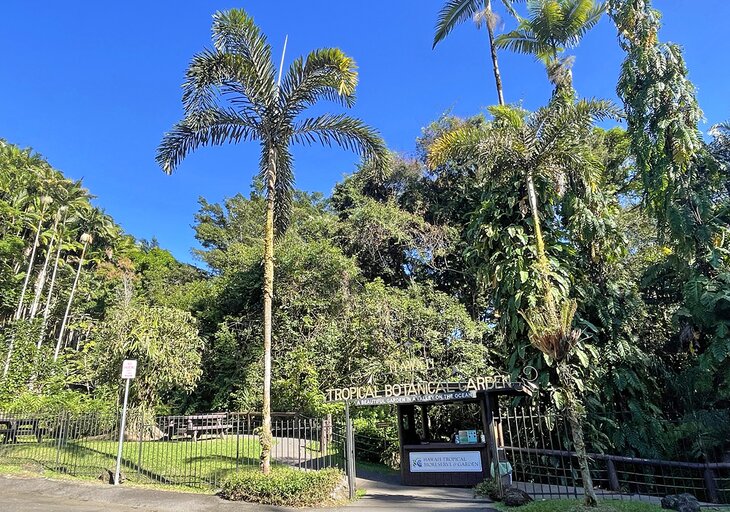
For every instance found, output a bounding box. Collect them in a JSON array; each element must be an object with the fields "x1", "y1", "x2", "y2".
[
  {"x1": 606, "y1": 458, "x2": 620, "y2": 492},
  {"x1": 704, "y1": 467, "x2": 719, "y2": 503},
  {"x1": 54, "y1": 412, "x2": 65, "y2": 470},
  {"x1": 136, "y1": 415, "x2": 143, "y2": 480},
  {"x1": 235, "y1": 414, "x2": 240, "y2": 472},
  {"x1": 320, "y1": 417, "x2": 327, "y2": 454},
  {"x1": 345, "y1": 401, "x2": 356, "y2": 499}
]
